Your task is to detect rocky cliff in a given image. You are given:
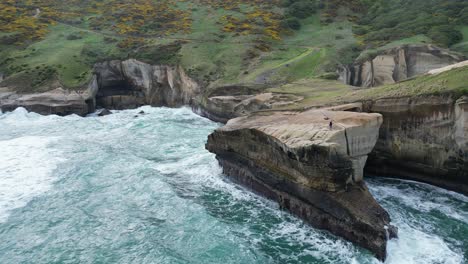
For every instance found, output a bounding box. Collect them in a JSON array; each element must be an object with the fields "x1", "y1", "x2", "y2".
[
  {"x1": 206, "y1": 109, "x2": 397, "y2": 261},
  {"x1": 340, "y1": 45, "x2": 465, "y2": 87},
  {"x1": 195, "y1": 92, "x2": 303, "y2": 123},
  {"x1": 0, "y1": 87, "x2": 89, "y2": 116},
  {"x1": 92, "y1": 59, "x2": 200, "y2": 110},
  {"x1": 0, "y1": 59, "x2": 200, "y2": 115},
  {"x1": 364, "y1": 94, "x2": 468, "y2": 195}
]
